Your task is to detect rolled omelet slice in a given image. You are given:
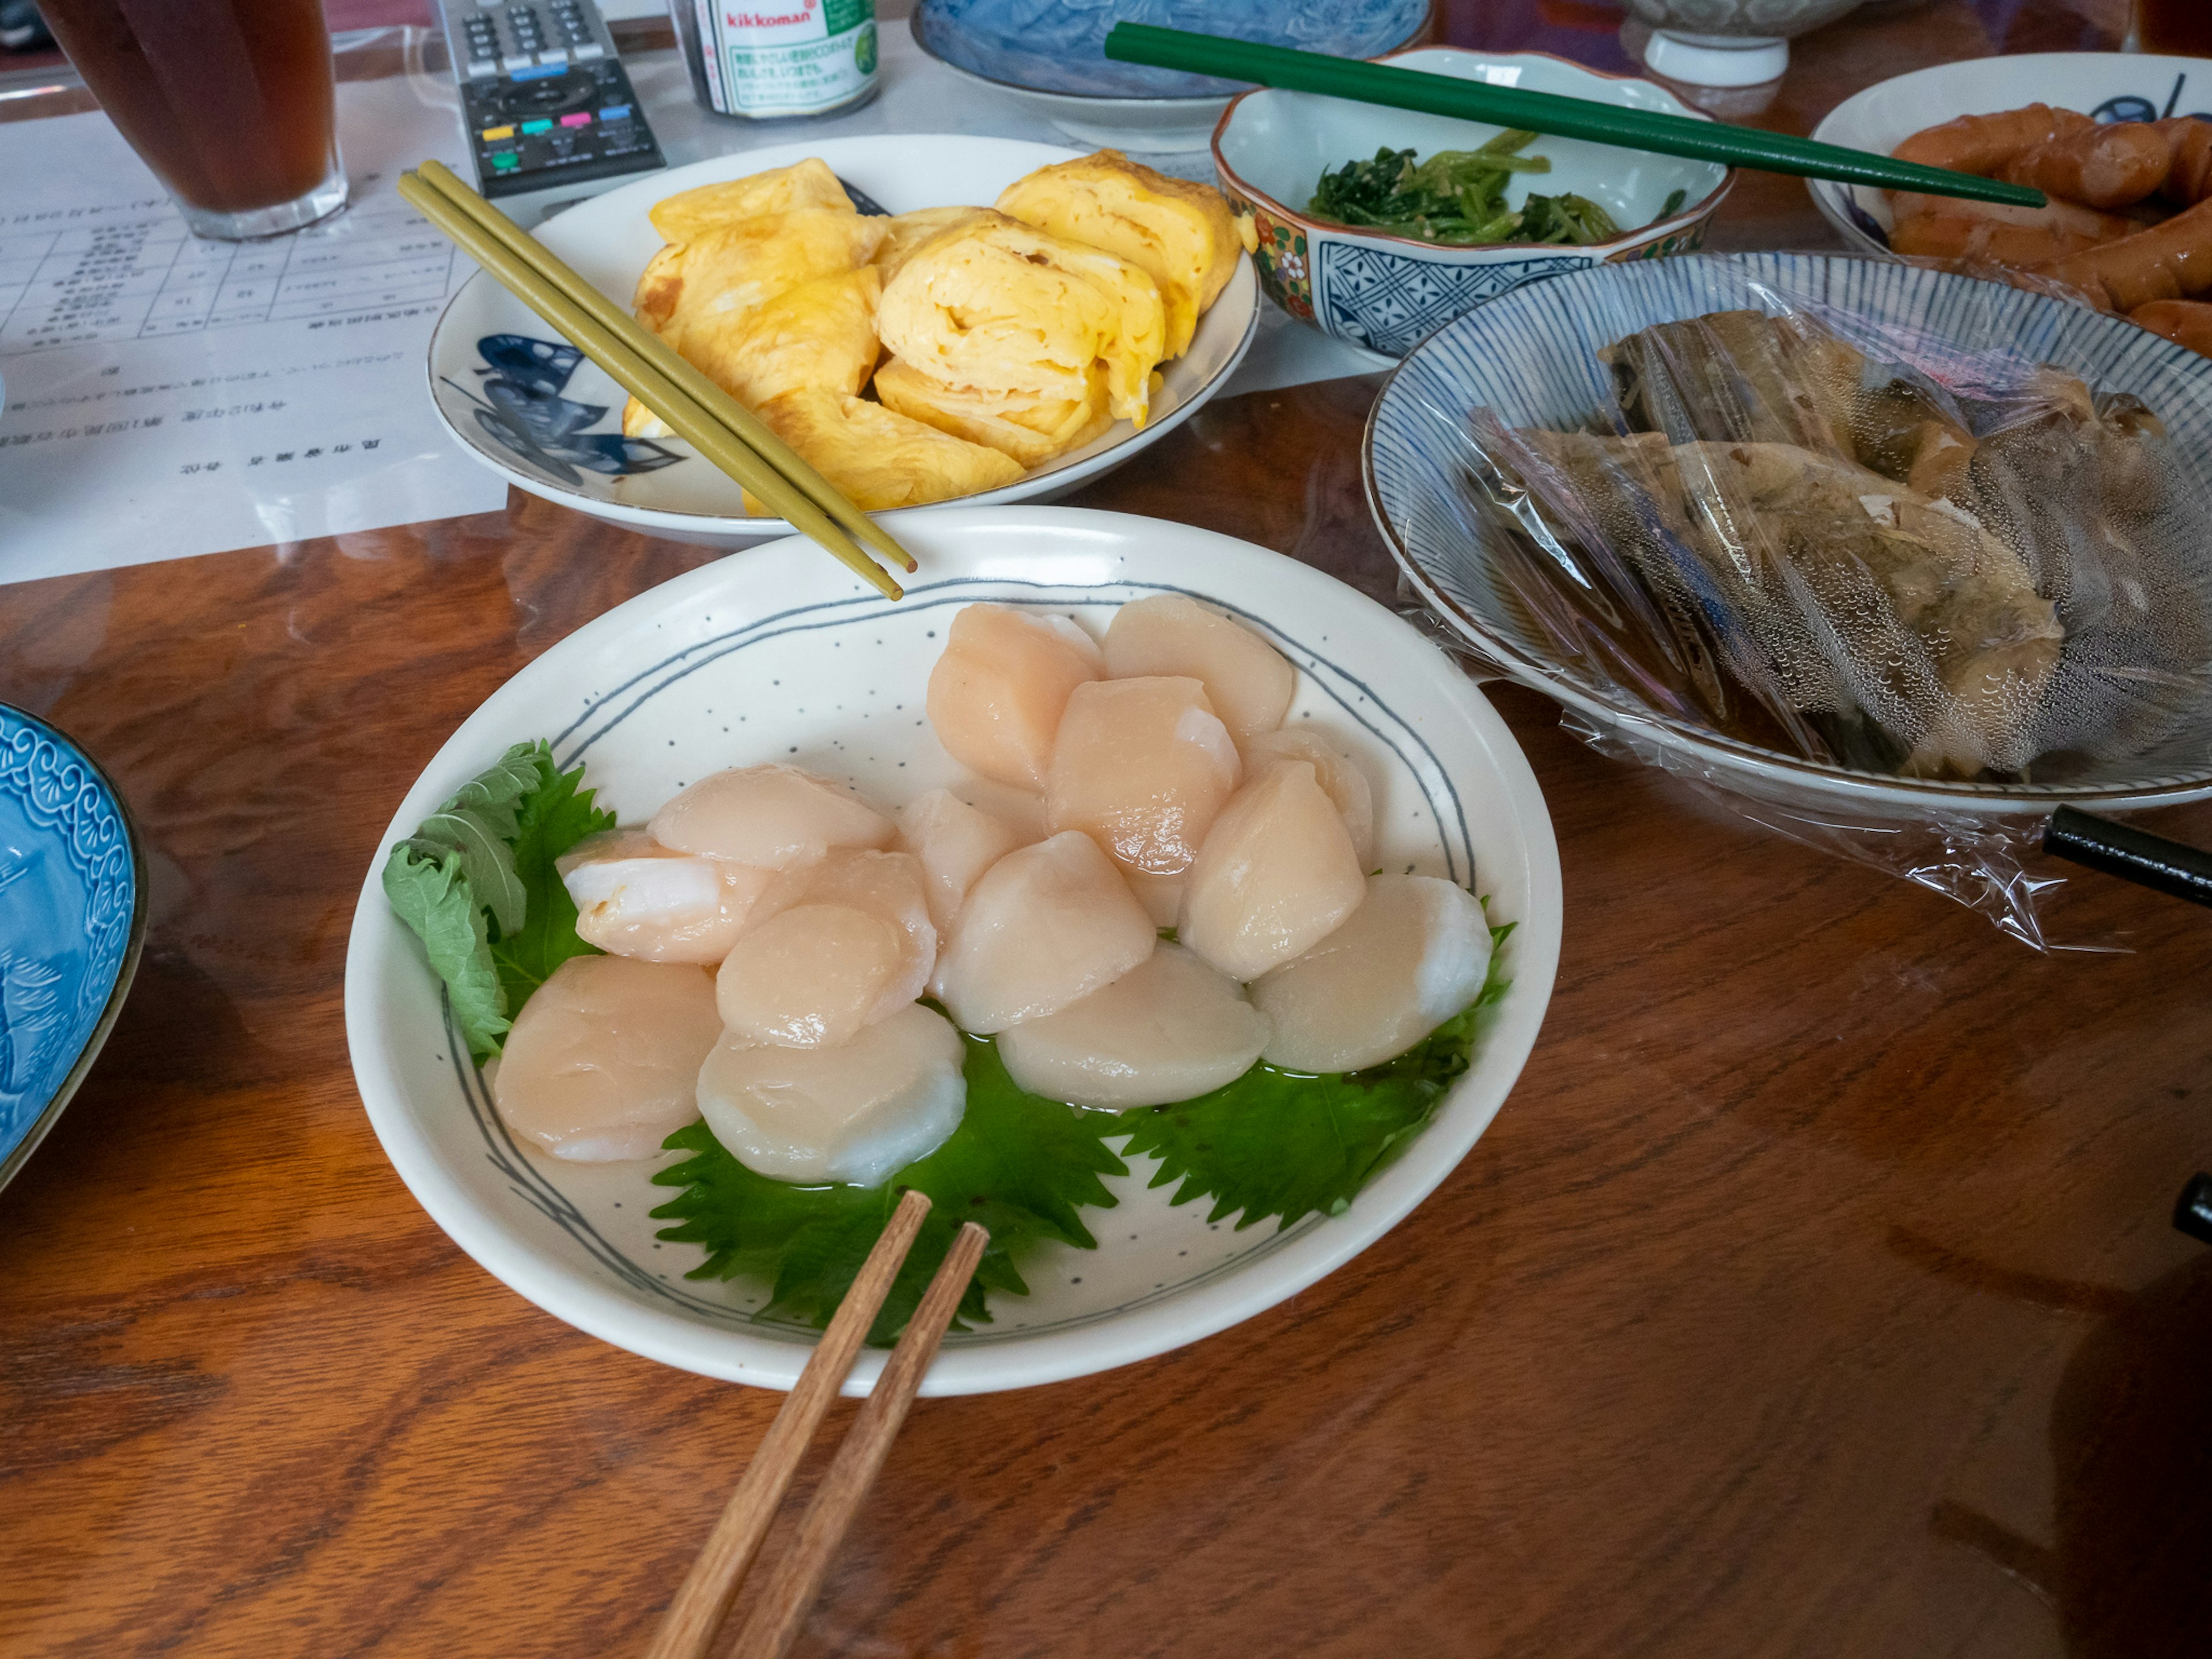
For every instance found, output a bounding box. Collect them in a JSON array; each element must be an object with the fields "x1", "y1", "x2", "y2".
[
  {"x1": 996, "y1": 150, "x2": 1246, "y2": 361},
  {"x1": 740, "y1": 387, "x2": 1024, "y2": 513},
  {"x1": 874, "y1": 354, "x2": 1113, "y2": 468},
  {"x1": 647, "y1": 157, "x2": 854, "y2": 243},
  {"x1": 872, "y1": 206, "x2": 994, "y2": 283},
  {"x1": 876, "y1": 213, "x2": 1166, "y2": 428}
]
